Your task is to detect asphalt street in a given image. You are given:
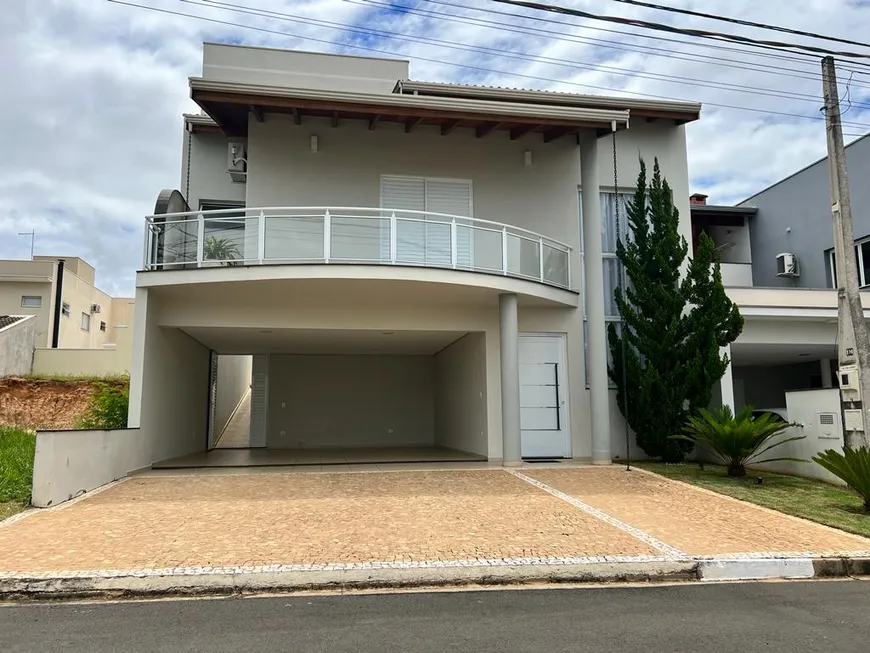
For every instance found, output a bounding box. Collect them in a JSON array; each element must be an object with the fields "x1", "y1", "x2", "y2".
[{"x1": 1, "y1": 580, "x2": 868, "y2": 652}]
